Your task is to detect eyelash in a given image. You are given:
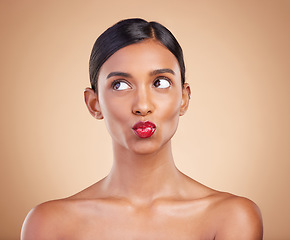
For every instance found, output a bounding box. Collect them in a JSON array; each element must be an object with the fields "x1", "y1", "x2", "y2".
[
  {"x1": 111, "y1": 76, "x2": 172, "y2": 90},
  {"x1": 111, "y1": 79, "x2": 131, "y2": 90},
  {"x1": 153, "y1": 76, "x2": 172, "y2": 87}
]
